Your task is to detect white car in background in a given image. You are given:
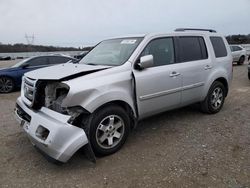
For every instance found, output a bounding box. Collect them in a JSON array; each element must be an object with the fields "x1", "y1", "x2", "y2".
[{"x1": 230, "y1": 45, "x2": 247, "y2": 65}]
